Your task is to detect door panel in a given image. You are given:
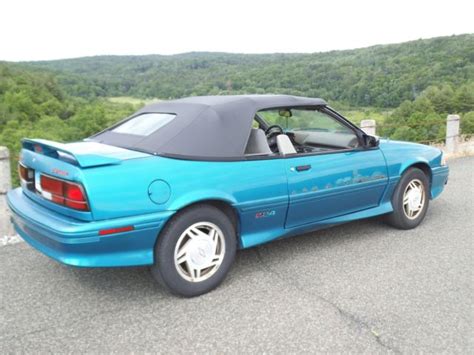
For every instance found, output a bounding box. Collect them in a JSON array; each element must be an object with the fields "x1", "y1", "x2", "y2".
[{"x1": 285, "y1": 149, "x2": 388, "y2": 228}]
